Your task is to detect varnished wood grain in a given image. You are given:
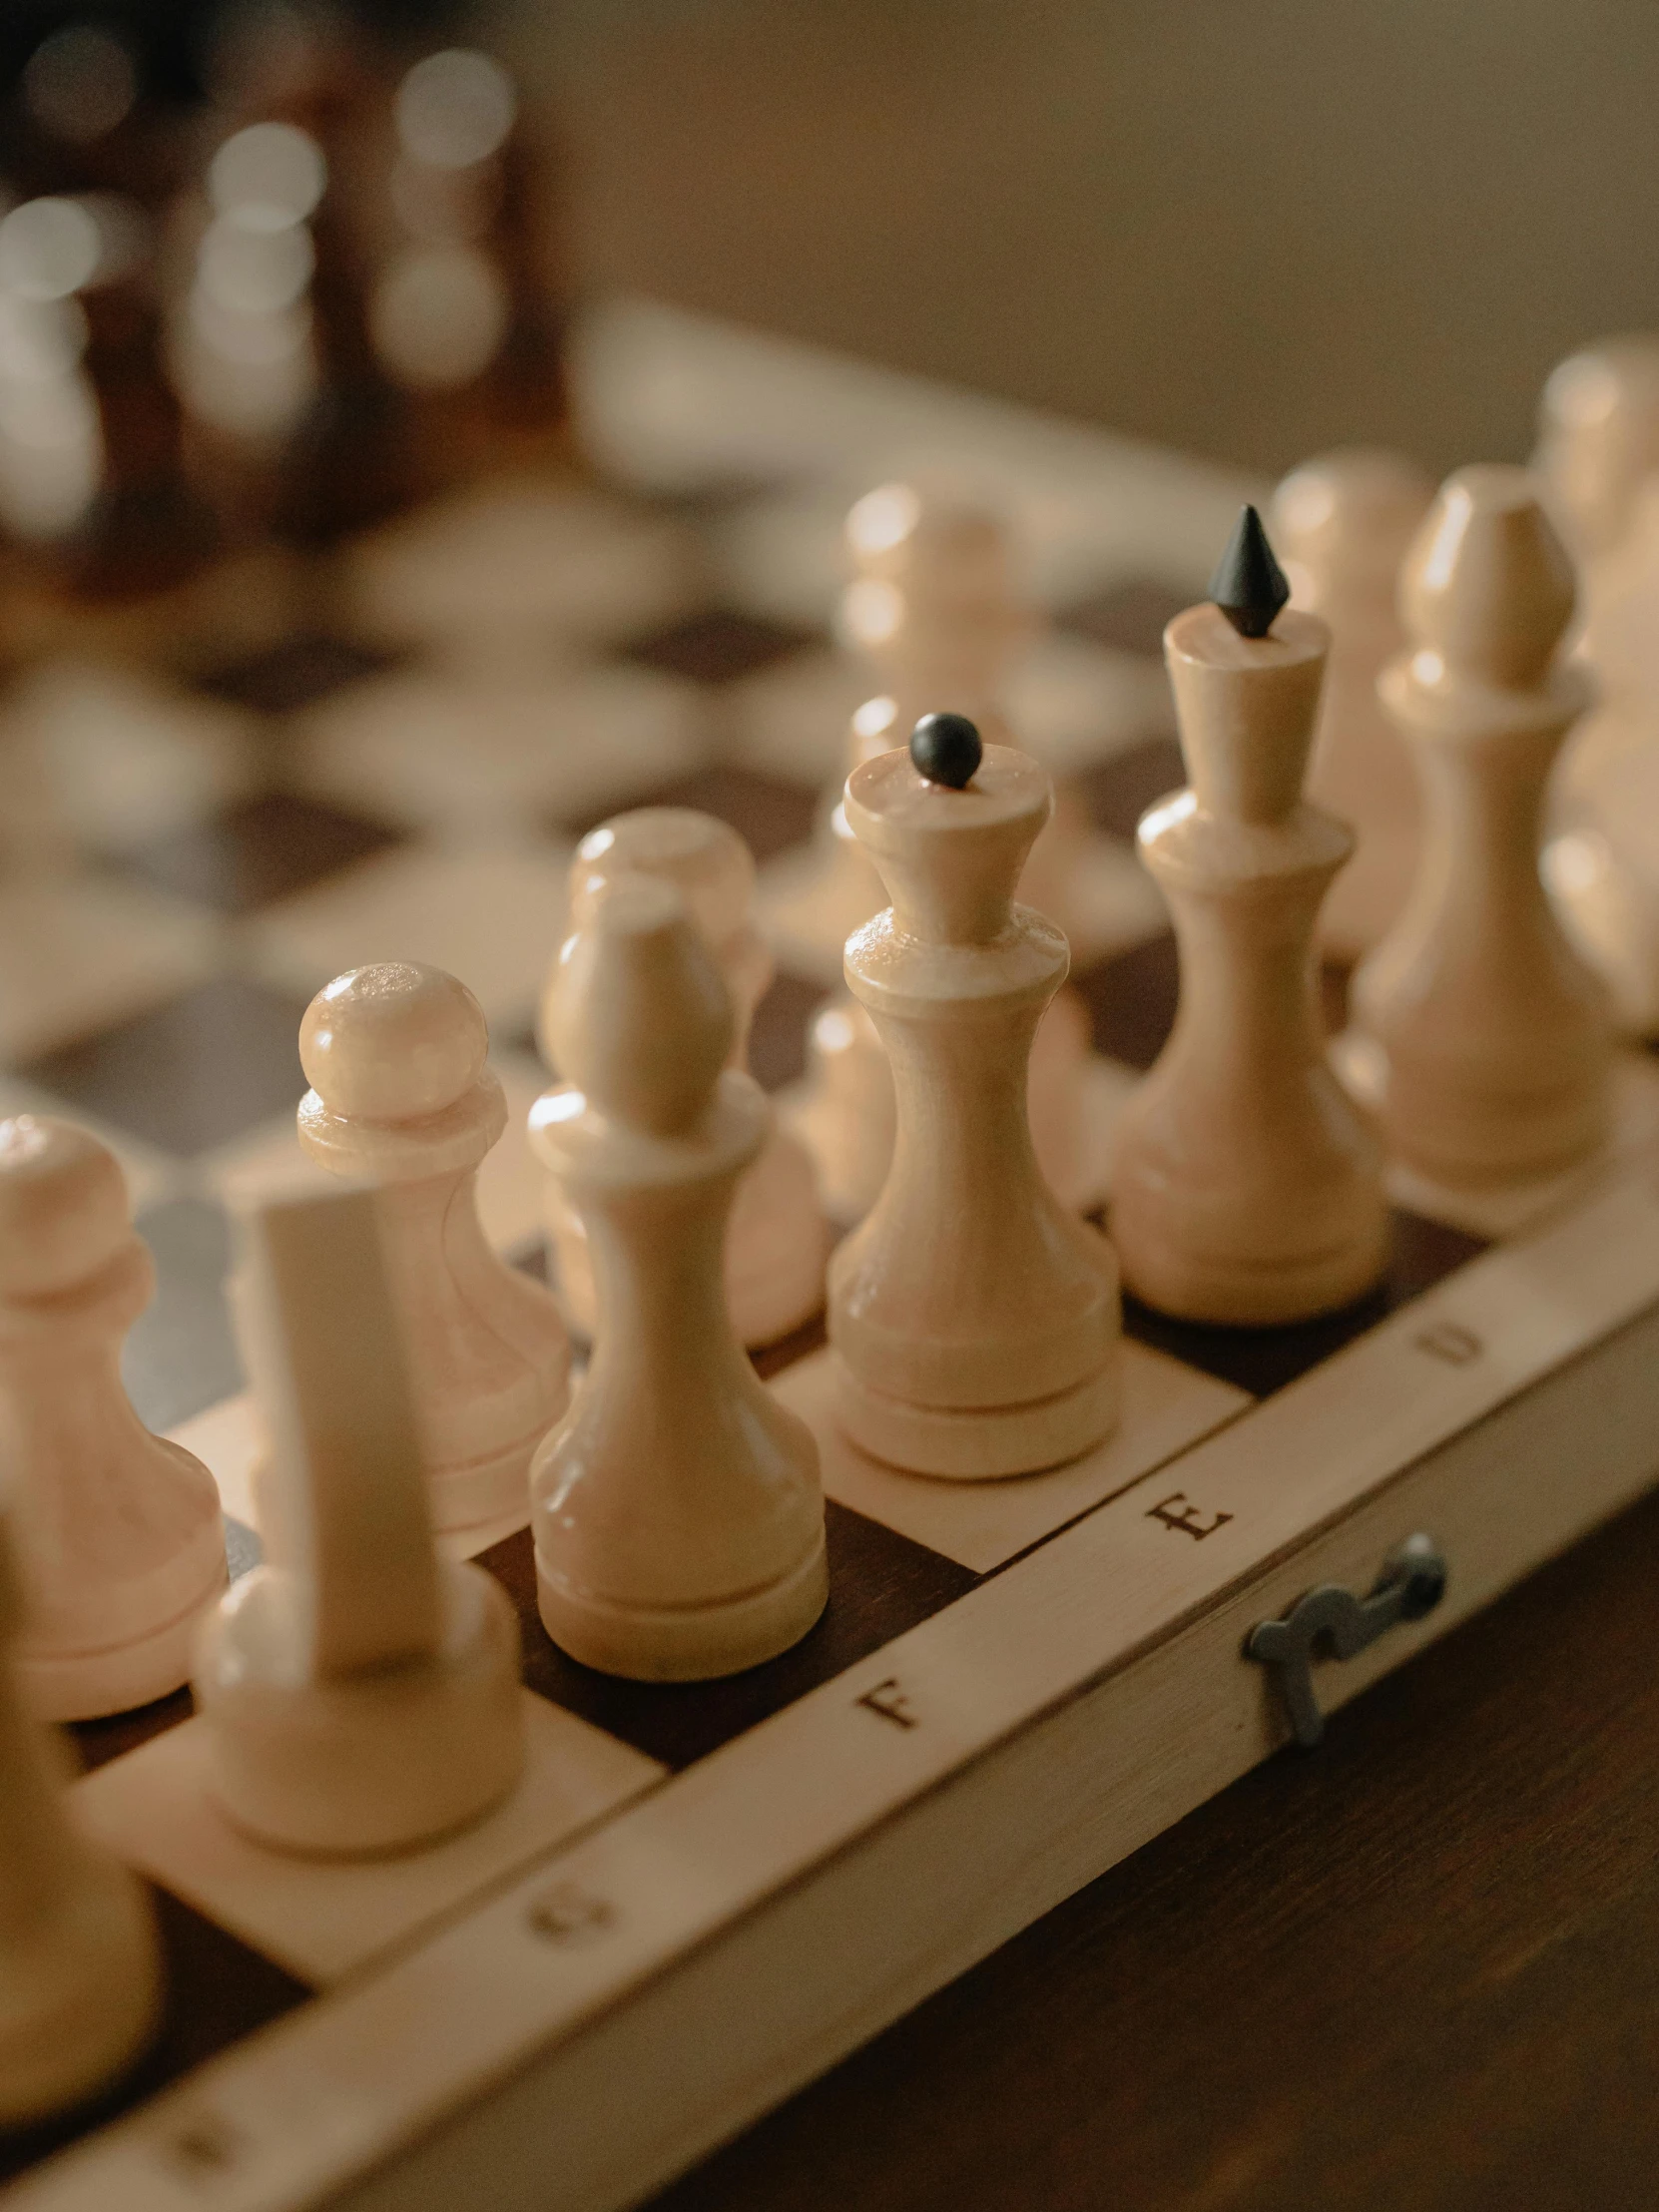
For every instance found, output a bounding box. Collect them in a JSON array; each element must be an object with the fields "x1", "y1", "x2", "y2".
[{"x1": 650, "y1": 1474, "x2": 1659, "y2": 2212}]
